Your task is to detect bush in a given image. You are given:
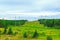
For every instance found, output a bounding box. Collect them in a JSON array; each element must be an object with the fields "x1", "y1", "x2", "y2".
[
  {"x1": 5, "y1": 38, "x2": 9, "y2": 40},
  {"x1": 23, "y1": 32, "x2": 28, "y2": 38},
  {"x1": 3, "y1": 28, "x2": 7, "y2": 34},
  {"x1": 32, "y1": 30, "x2": 39, "y2": 38},
  {"x1": 40, "y1": 32, "x2": 46, "y2": 36},
  {"x1": 13, "y1": 32, "x2": 18, "y2": 36},
  {"x1": 0, "y1": 30, "x2": 2, "y2": 35},
  {"x1": 47, "y1": 36, "x2": 53, "y2": 40},
  {"x1": 7, "y1": 28, "x2": 13, "y2": 35}
]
